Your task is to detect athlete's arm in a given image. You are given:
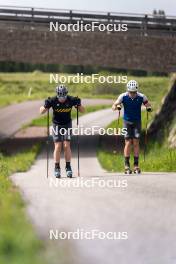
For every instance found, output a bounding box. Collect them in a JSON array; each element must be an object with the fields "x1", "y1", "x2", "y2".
[
  {"x1": 112, "y1": 94, "x2": 123, "y2": 111},
  {"x1": 145, "y1": 102, "x2": 151, "y2": 108},
  {"x1": 143, "y1": 95, "x2": 152, "y2": 111},
  {"x1": 40, "y1": 98, "x2": 52, "y2": 114}
]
